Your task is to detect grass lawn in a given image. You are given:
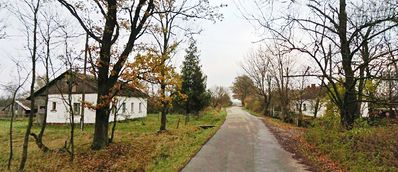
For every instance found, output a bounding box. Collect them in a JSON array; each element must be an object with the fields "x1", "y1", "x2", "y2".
[{"x1": 0, "y1": 108, "x2": 226, "y2": 171}]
